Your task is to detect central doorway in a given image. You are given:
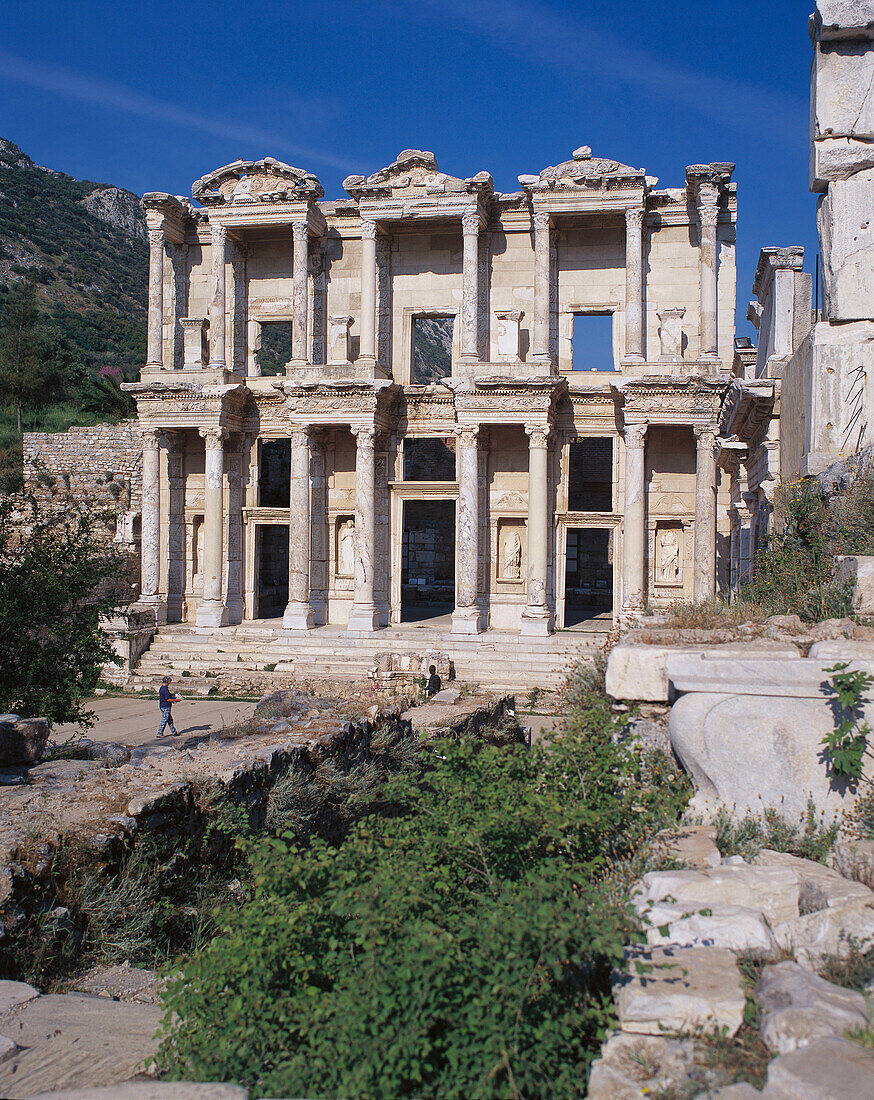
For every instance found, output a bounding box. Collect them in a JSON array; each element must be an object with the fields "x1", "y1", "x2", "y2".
[
  {"x1": 401, "y1": 500, "x2": 455, "y2": 623},
  {"x1": 257, "y1": 525, "x2": 289, "y2": 619},
  {"x1": 564, "y1": 527, "x2": 613, "y2": 626}
]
